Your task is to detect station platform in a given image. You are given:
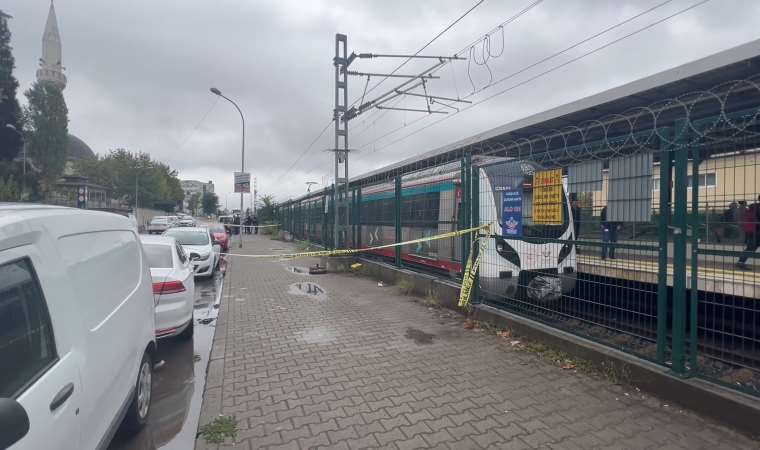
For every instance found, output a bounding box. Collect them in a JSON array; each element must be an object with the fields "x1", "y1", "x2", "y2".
[{"x1": 196, "y1": 234, "x2": 757, "y2": 449}]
